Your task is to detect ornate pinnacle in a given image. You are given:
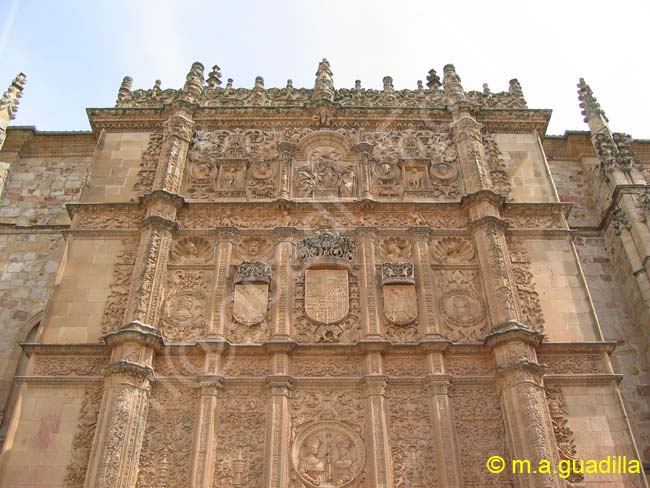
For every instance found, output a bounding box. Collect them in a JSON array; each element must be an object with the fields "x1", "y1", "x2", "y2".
[
  {"x1": 426, "y1": 69, "x2": 441, "y2": 90},
  {"x1": 226, "y1": 78, "x2": 233, "y2": 90},
  {"x1": 206, "y1": 65, "x2": 222, "y2": 88},
  {"x1": 509, "y1": 79, "x2": 526, "y2": 106},
  {"x1": 355, "y1": 80, "x2": 361, "y2": 92},
  {"x1": 382, "y1": 76, "x2": 394, "y2": 92},
  {"x1": 577, "y1": 78, "x2": 608, "y2": 123},
  {"x1": 0, "y1": 72, "x2": 27, "y2": 120},
  {"x1": 417, "y1": 80, "x2": 424, "y2": 92},
  {"x1": 115, "y1": 76, "x2": 132, "y2": 106},
  {"x1": 254, "y1": 76, "x2": 265, "y2": 90},
  {"x1": 312, "y1": 58, "x2": 334, "y2": 102},
  {"x1": 443, "y1": 64, "x2": 466, "y2": 104},
  {"x1": 180, "y1": 61, "x2": 205, "y2": 104}
]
